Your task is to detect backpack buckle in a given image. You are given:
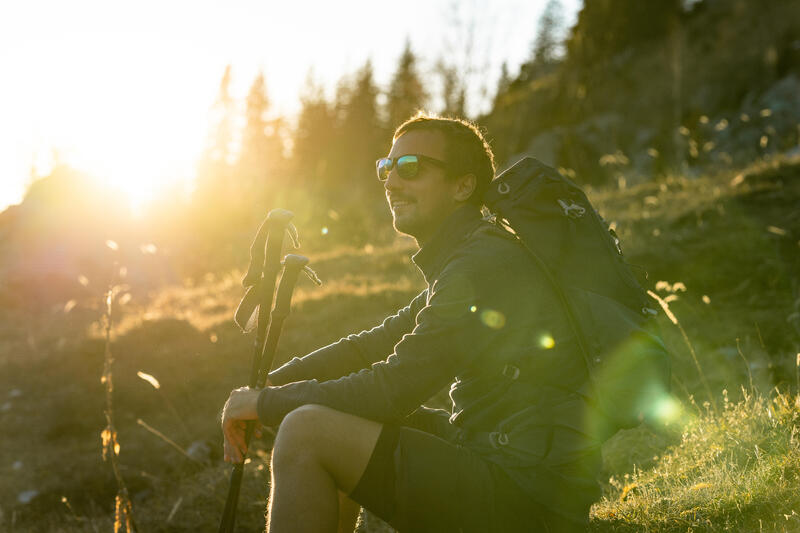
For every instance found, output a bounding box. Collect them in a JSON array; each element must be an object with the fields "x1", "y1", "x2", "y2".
[
  {"x1": 502, "y1": 364, "x2": 520, "y2": 380},
  {"x1": 557, "y1": 199, "x2": 586, "y2": 218}
]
